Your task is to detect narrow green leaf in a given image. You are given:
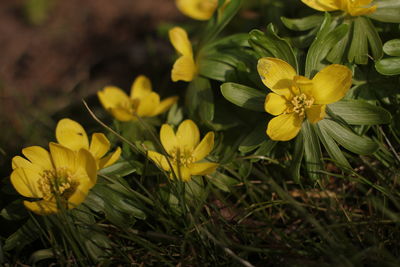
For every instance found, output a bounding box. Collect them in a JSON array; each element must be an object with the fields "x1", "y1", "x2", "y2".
[
  {"x1": 329, "y1": 100, "x2": 391, "y2": 125},
  {"x1": 305, "y1": 13, "x2": 348, "y2": 77},
  {"x1": 4, "y1": 219, "x2": 41, "y2": 251},
  {"x1": 239, "y1": 124, "x2": 267, "y2": 153},
  {"x1": 348, "y1": 18, "x2": 369, "y2": 64},
  {"x1": 375, "y1": 57, "x2": 400, "y2": 76},
  {"x1": 185, "y1": 77, "x2": 215, "y2": 122},
  {"x1": 209, "y1": 172, "x2": 239, "y2": 192},
  {"x1": 281, "y1": 14, "x2": 324, "y2": 31},
  {"x1": 367, "y1": 0, "x2": 400, "y2": 23},
  {"x1": 315, "y1": 124, "x2": 351, "y2": 169},
  {"x1": 249, "y1": 24, "x2": 298, "y2": 70},
  {"x1": 302, "y1": 121, "x2": 323, "y2": 180},
  {"x1": 290, "y1": 132, "x2": 304, "y2": 184},
  {"x1": 383, "y1": 39, "x2": 400, "y2": 57},
  {"x1": 220, "y1": 82, "x2": 265, "y2": 111},
  {"x1": 318, "y1": 119, "x2": 379, "y2": 155}
]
